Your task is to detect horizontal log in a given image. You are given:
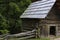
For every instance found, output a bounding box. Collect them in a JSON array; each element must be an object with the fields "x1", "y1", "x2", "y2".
[{"x1": 4, "y1": 29, "x2": 36, "y2": 38}]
